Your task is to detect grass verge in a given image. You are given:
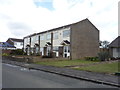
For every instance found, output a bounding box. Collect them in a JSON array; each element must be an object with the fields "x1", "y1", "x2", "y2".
[
  {"x1": 73, "y1": 61, "x2": 119, "y2": 74},
  {"x1": 35, "y1": 59, "x2": 99, "y2": 67}
]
